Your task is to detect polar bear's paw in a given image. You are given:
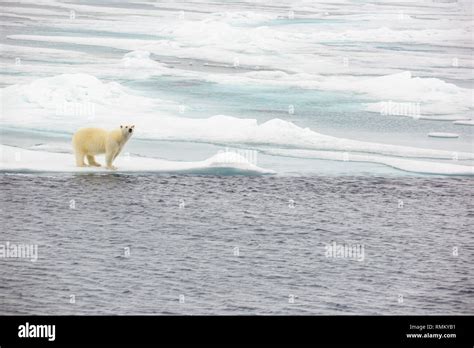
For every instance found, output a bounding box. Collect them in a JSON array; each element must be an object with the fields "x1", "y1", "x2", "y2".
[
  {"x1": 106, "y1": 165, "x2": 117, "y2": 170},
  {"x1": 86, "y1": 155, "x2": 101, "y2": 167}
]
